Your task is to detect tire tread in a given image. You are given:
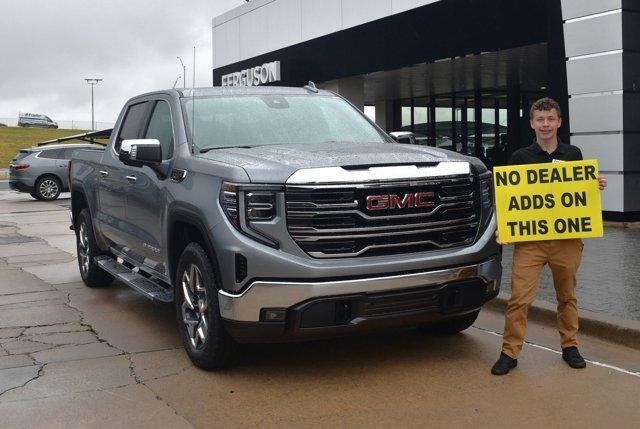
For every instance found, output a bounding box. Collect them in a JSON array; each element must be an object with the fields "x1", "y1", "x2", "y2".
[{"x1": 76, "y1": 209, "x2": 114, "y2": 288}]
